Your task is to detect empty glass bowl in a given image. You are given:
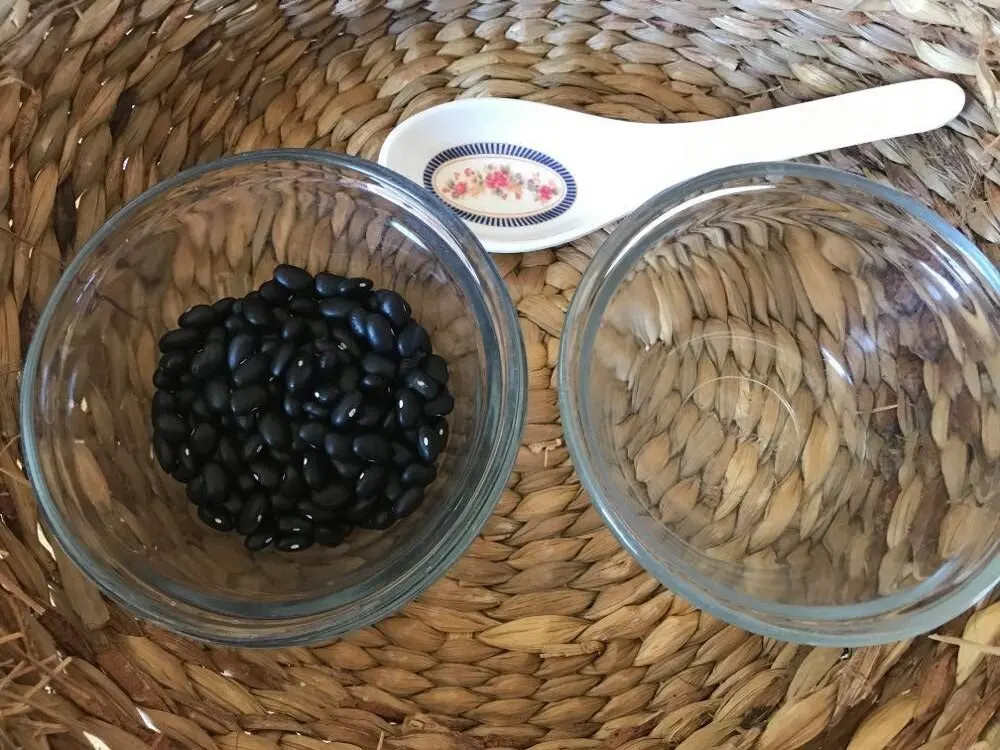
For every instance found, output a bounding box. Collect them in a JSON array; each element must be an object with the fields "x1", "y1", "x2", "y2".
[
  {"x1": 561, "y1": 162, "x2": 1000, "y2": 645},
  {"x1": 21, "y1": 150, "x2": 526, "y2": 646}
]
